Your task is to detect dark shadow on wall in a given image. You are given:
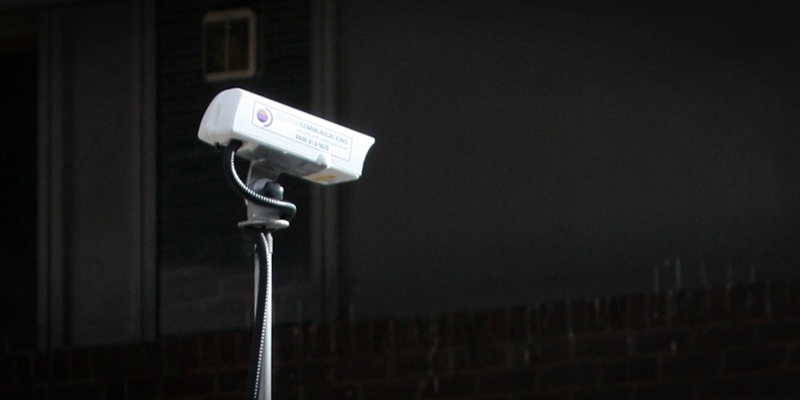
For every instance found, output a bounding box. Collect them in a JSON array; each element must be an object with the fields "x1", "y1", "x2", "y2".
[{"x1": 0, "y1": 42, "x2": 38, "y2": 352}]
